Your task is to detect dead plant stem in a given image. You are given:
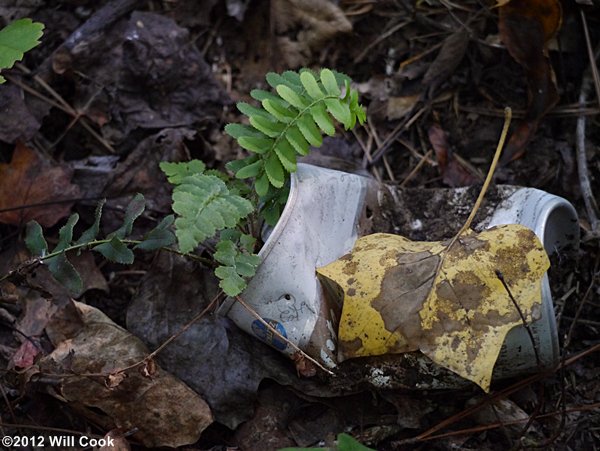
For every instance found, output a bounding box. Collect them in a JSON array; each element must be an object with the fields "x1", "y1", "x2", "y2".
[
  {"x1": 234, "y1": 295, "x2": 335, "y2": 376},
  {"x1": 453, "y1": 107, "x2": 512, "y2": 239}
]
